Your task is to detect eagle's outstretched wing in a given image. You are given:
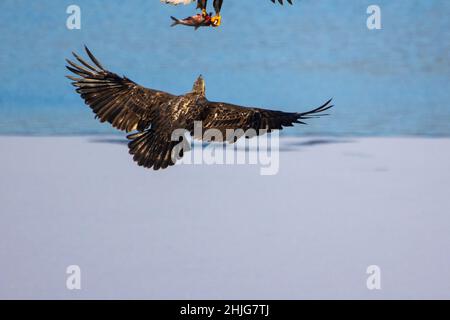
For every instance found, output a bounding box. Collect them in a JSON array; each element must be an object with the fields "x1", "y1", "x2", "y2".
[
  {"x1": 66, "y1": 46, "x2": 175, "y2": 132},
  {"x1": 126, "y1": 98, "x2": 332, "y2": 170},
  {"x1": 200, "y1": 99, "x2": 332, "y2": 142}
]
